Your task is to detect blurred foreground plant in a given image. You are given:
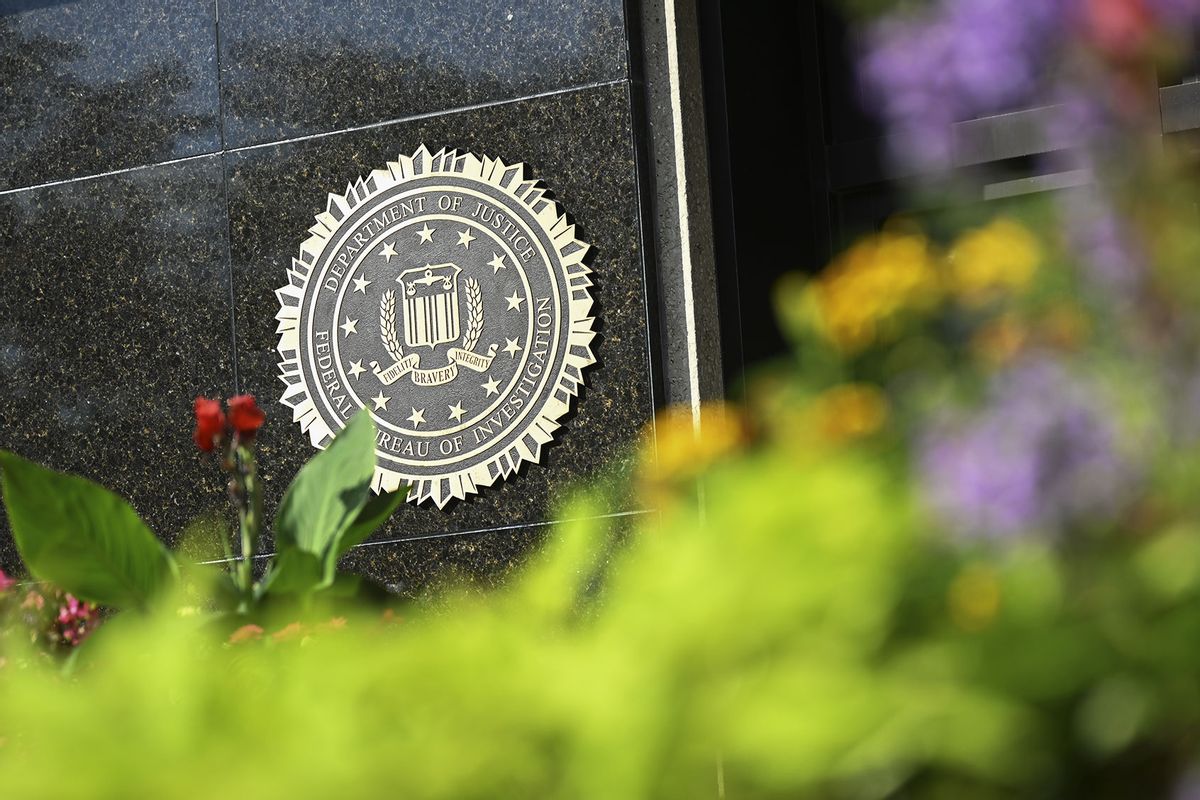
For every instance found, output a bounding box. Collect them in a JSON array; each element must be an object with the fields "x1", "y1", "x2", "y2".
[
  {"x1": 4, "y1": 2, "x2": 1200, "y2": 798},
  {"x1": 4, "y1": 380, "x2": 1200, "y2": 797},
  {"x1": 0, "y1": 398, "x2": 403, "y2": 630},
  {"x1": 0, "y1": 574, "x2": 99, "y2": 659}
]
